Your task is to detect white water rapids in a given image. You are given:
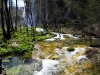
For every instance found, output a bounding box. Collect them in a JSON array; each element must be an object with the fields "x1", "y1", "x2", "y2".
[
  {"x1": 34, "y1": 60, "x2": 59, "y2": 75},
  {"x1": 45, "y1": 32, "x2": 79, "y2": 41}
]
